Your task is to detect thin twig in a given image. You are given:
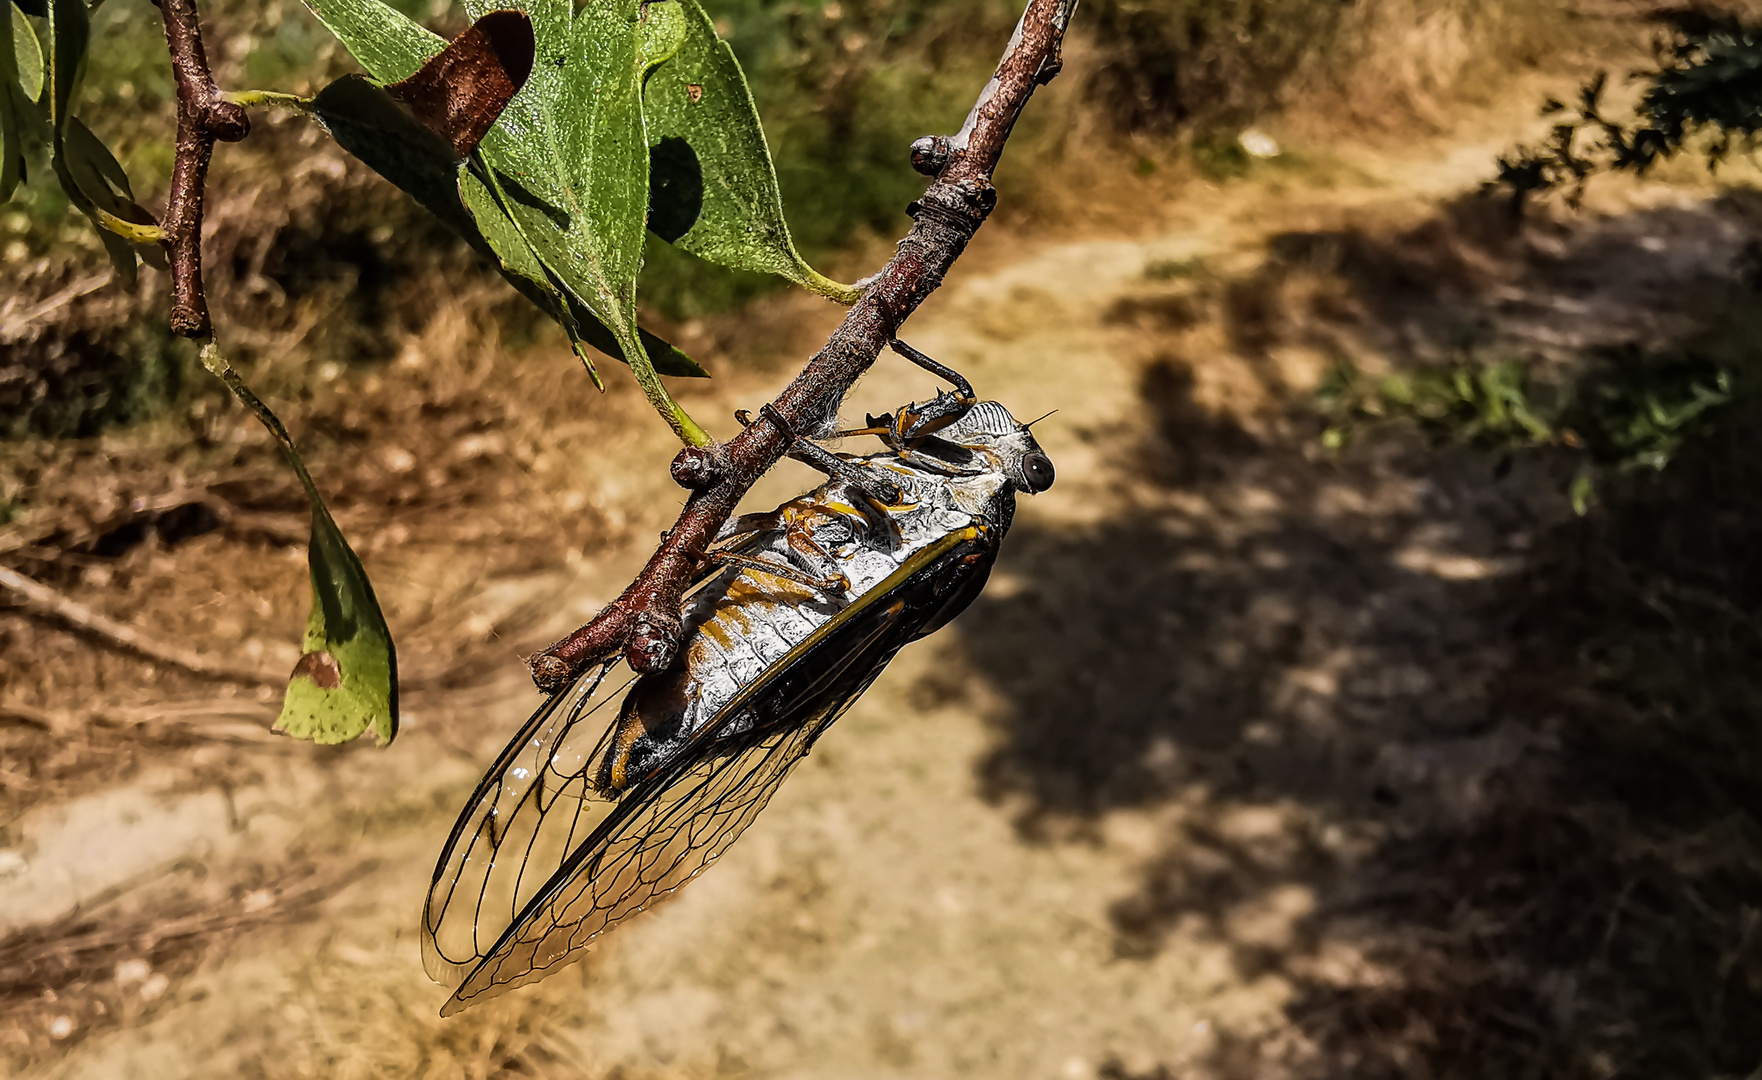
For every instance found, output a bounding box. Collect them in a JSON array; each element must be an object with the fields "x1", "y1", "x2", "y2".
[
  {"x1": 0, "y1": 700, "x2": 59, "y2": 731},
  {"x1": 530, "y1": 0, "x2": 1078, "y2": 688},
  {"x1": 0, "y1": 698, "x2": 282, "y2": 741},
  {"x1": 0, "y1": 564, "x2": 283, "y2": 685},
  {"x1": 0, "y1": 274, "x2": 114, "y2": 343},
  {"x1": 156, "y1": 0, "x2": 249, "y2": 338}
]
